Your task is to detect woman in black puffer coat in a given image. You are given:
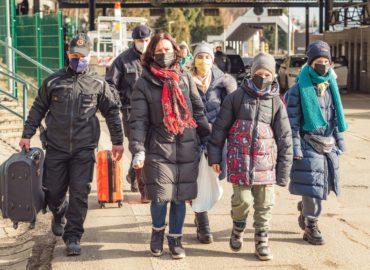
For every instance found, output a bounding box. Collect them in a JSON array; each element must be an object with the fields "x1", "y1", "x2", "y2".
[
  {"x1": 129, "y1": 33, "x2": 210, "y2": 260},
  {"x1": 187, "y1": 42, "x2": 237, "y2": 244}
]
